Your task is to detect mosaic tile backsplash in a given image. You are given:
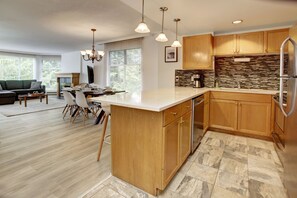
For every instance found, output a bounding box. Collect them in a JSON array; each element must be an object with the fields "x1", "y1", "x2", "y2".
[{"x1": 175, "y1": 55, "x2": 288, "y2": 90}]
